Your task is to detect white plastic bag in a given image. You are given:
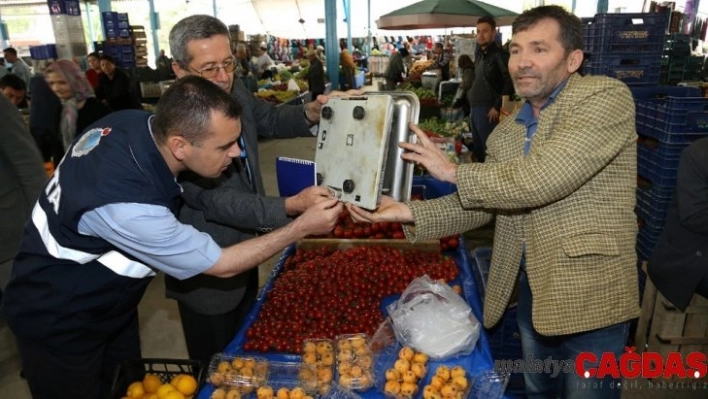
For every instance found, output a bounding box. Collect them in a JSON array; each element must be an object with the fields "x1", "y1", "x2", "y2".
[
  {"x1": 287, "y1": 78, "x2": 301, "y2": 92},
  {"x1": 386, "y1": 275, "x2": 480, "y2": 360}
]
